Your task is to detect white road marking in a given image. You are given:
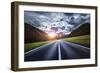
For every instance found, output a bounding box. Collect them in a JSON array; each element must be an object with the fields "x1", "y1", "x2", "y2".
[{"x1": 58, "y1": 42, "x2": 62, "y2": 60}]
